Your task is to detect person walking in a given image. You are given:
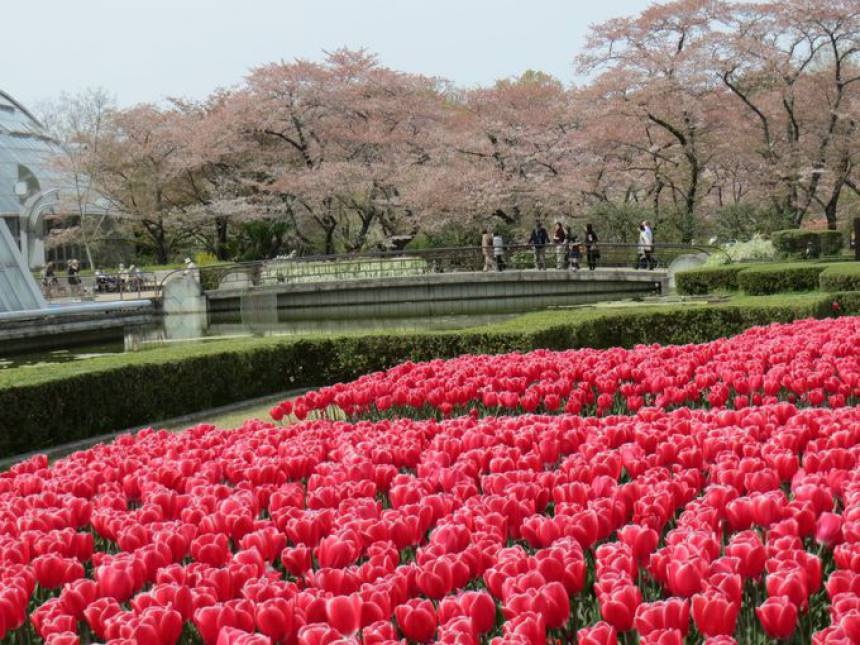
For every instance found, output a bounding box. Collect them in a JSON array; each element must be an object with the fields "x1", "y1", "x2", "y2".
[
  {"x1": 637, "y1": 222, "x2": 647, "y2": 269},
  {"x1": 644, "y1": 220, "x2": 656, "y2": 269},
  {"x1": 42, "y1": 261, "x2": 58, "y2": 297},
  {"x1": 585, "y1": 223, "x2": 599, "y2": 271},
  {"x1": 552, "y1": 222, "x2": 567, "y2": 270},
  {"x1": 528, "y1": 220, "x2": 549, "y2": 270},
  {"x1": 67, "y1": 258, "x2": 81, "y2": 295},
  {"x1": 481, "y1": 229, "x2": 494, "y2": 272},
  {"x1": 493, "y1": 231, "x2": 506, "y2": 271}
]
